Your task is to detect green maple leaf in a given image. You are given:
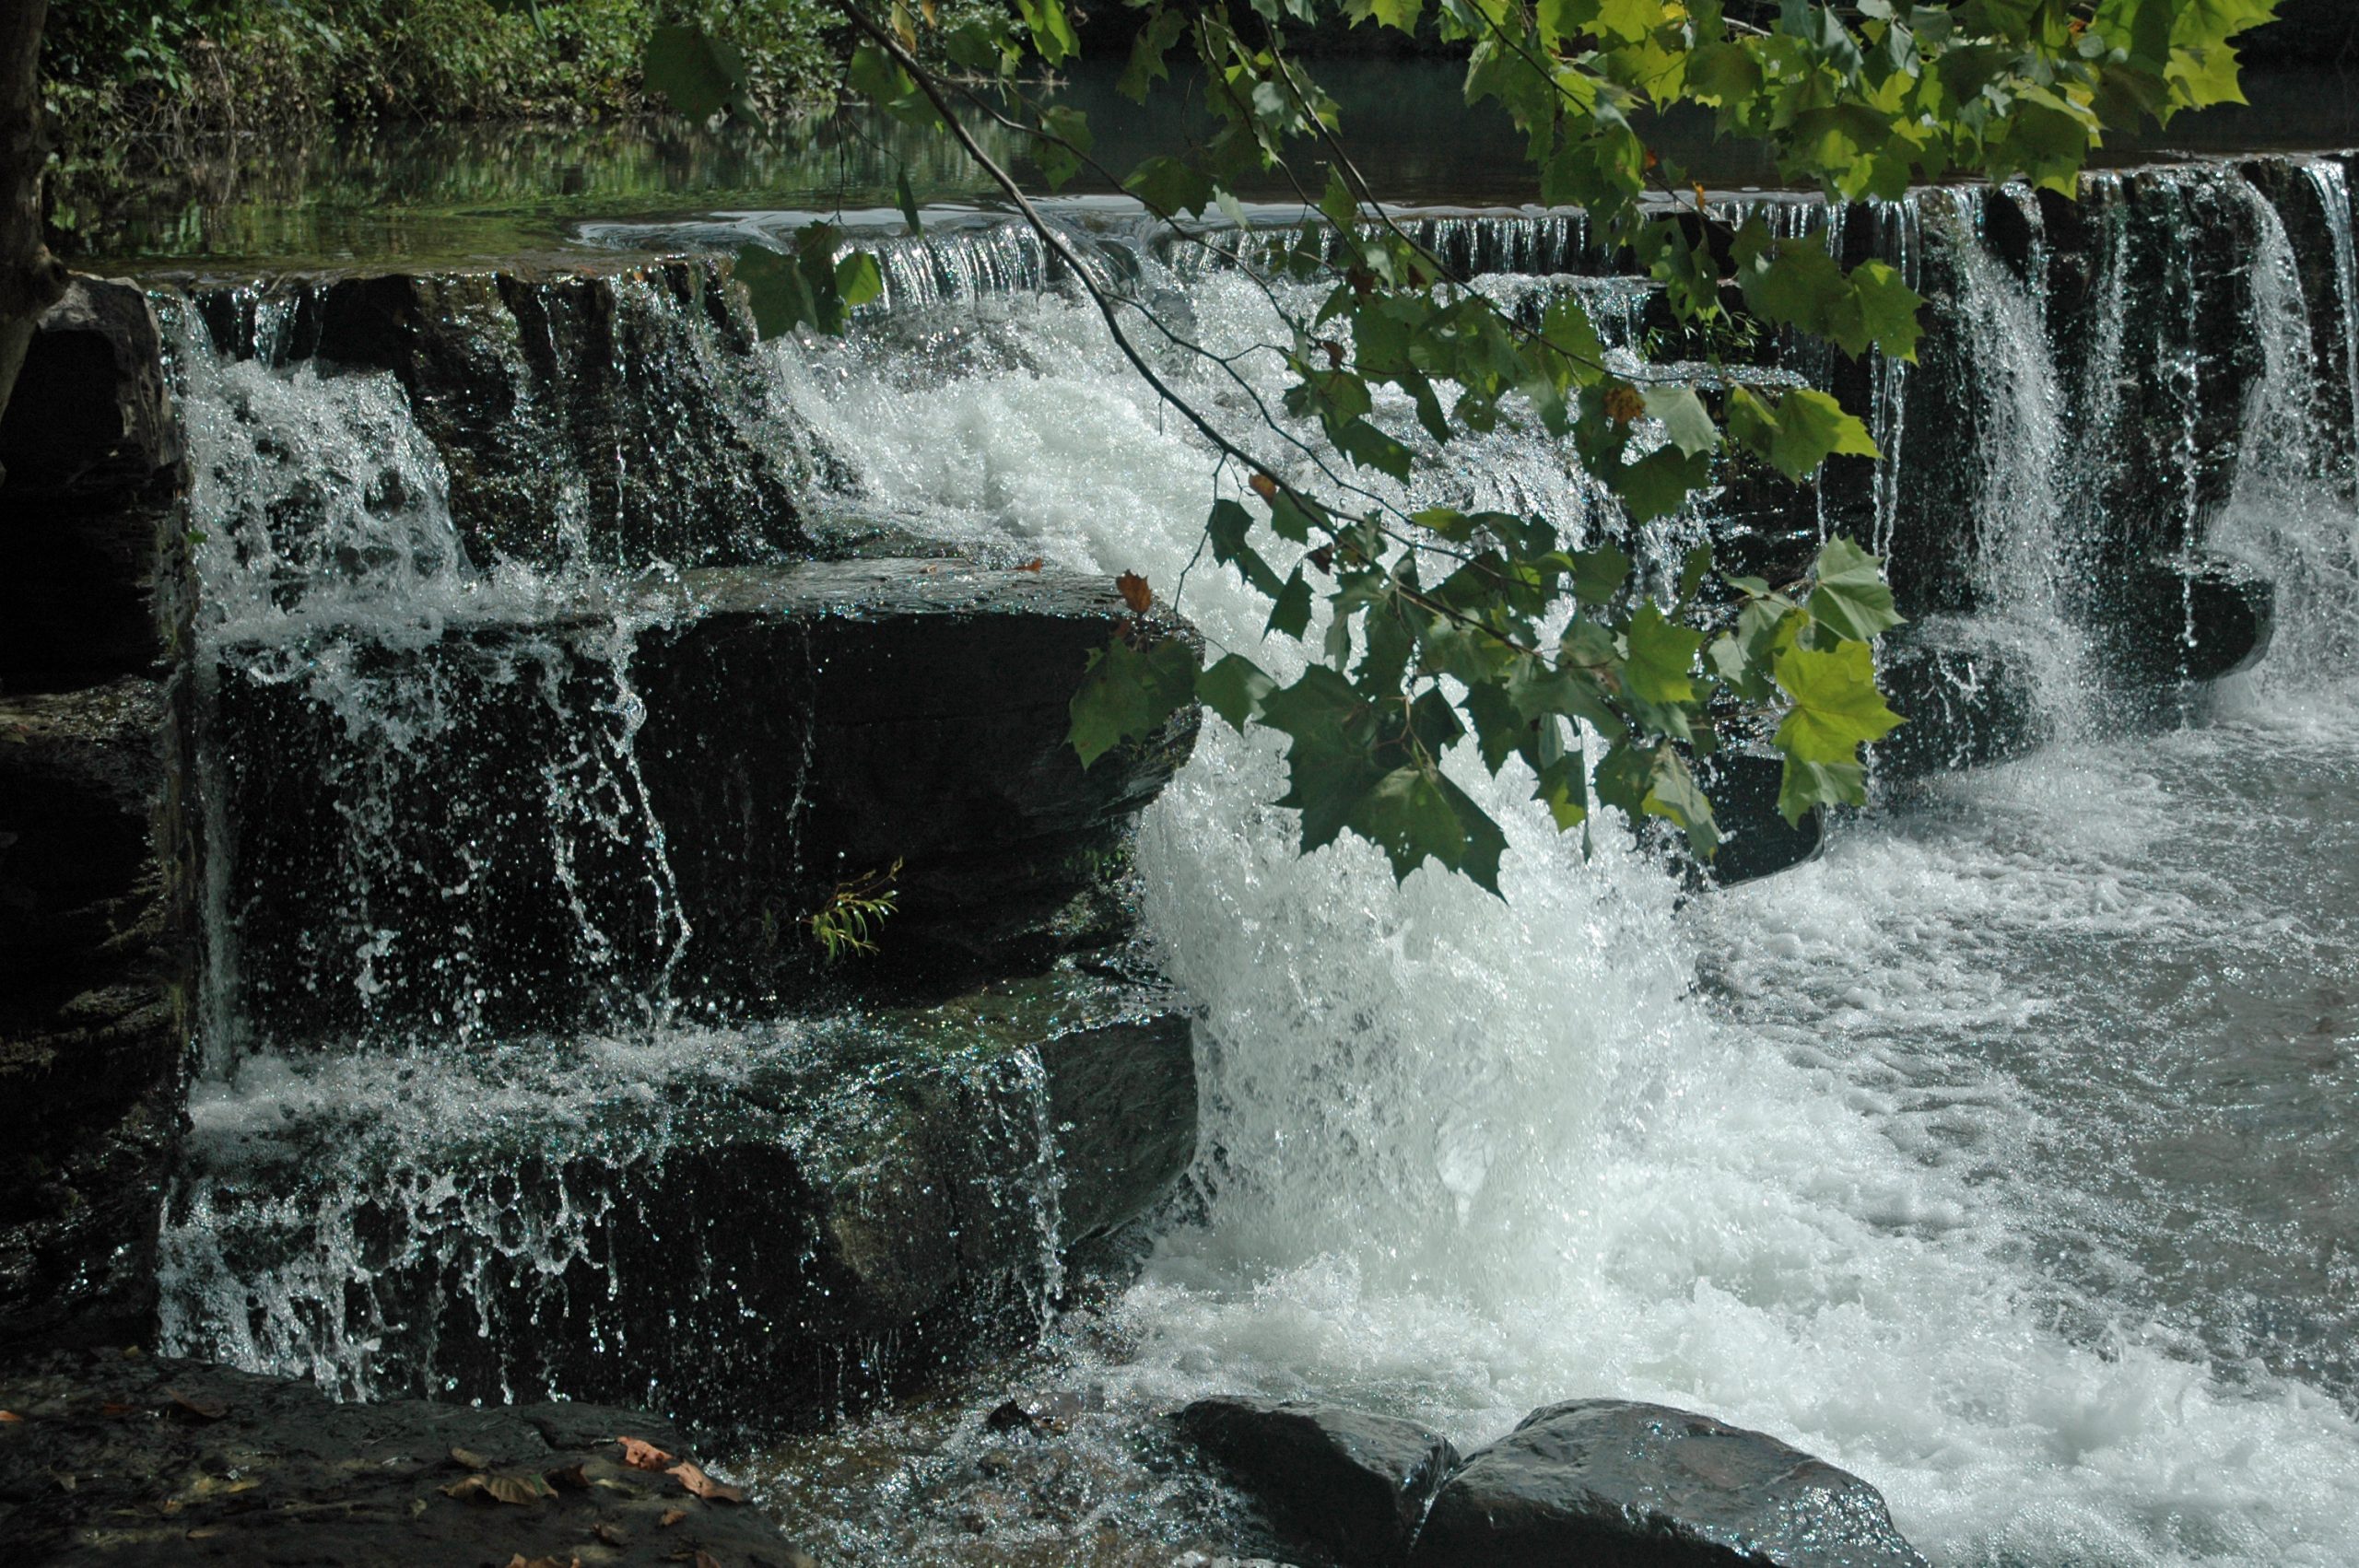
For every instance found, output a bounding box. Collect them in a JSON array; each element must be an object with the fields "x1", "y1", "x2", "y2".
[
  {"x1": 1806, "y1": 535, "x2": 1904, "y2": 641},
  {"x1": 1198, "y1": 653, "x2": 1276, "y2": 731},
  {"x1": 1778, "y1": 758, "x2": 1867, "y2": 824},
  {"x1": 1069, "y1": 636, "x2": 1198, "y2": 767},
  {"x1": 1642, "y1": 385, "x2": 1720, "y2": 456},
  {"x1": 644, "y1": 25, "x2": 757, "y2": 123},
  {"x1": 1351, "y1": 764, "x2": 1508, "y2": 895},
  {"x1": 1728, "y1": 386, "x2": 1879, "y2": 479},
  {"x1": 1126, "y1": 157, "x2": 1214, "y2": 216},
  {"x1": 1772, "y1": 637, "x2": 1903, "y2": 765},
  {"x1": 1624, "y1": 602, "x2": 1704, "y2": 706}
]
